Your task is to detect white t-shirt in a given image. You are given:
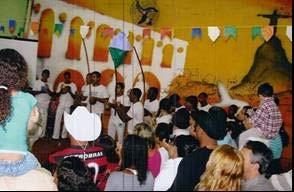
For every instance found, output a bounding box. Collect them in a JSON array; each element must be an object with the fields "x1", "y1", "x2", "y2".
[
  {"x1": 156, "y1": 114, "x2": 172, "y2": 125},
  {"x1": 158, "y1": 147, "x2": 169, "y2": 170},
  {"x1": 33, "y1": 80, "x2": 52, "y2": 108},
  {"x1": 88, "y1": 85, "x2": 109, "y2": 115},
  {"x1": 144, "y1": 99, "x2": 159, "y2": 114},
  {"x1": 109, "y1": 95, "x2": 130, "y2": 125},
  {"x1": 127, "y1": 101, "x2": 144, "y2": 133},
  {"x1": 198, "y1": 104, "x2": 212, "y2": 112},
  {"x1": 56, "y1": 82, "x2": 77, "y2": 107},
  {"x1": 81, "y1": 84, "x2": 90, "y2": 108},
  {"x1": 154, "y1": 157, "x2": 183, "y2": 191}
]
